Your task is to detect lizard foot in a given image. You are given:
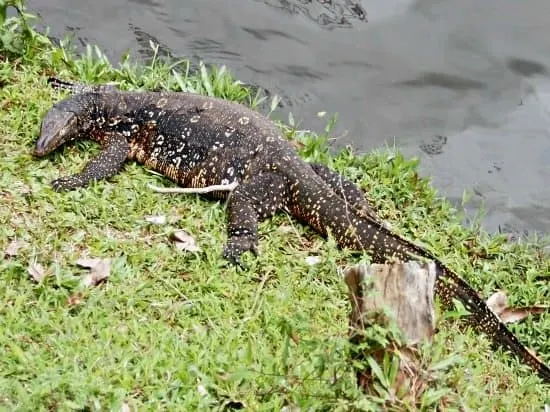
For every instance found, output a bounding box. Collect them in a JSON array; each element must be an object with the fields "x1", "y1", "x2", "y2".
[
  {"x1": 51, "y1": 175, "x2": 87, "y2": 191},
  {"x1": 223, "y1": 234, "x2": 258, "y2": 270}
]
